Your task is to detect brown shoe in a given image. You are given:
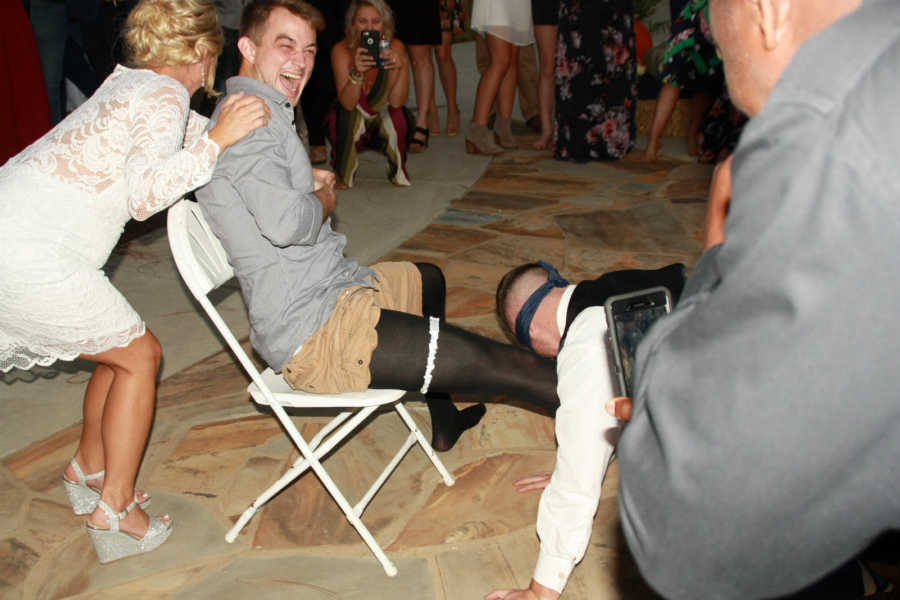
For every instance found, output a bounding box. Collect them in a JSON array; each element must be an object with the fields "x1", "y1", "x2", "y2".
[
  {"x1": 494, "y1": 115, "x2": 517, "y2": 149},
  {"x1": 465, "y1": 122, "x2": 503, "y2": 155}
]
